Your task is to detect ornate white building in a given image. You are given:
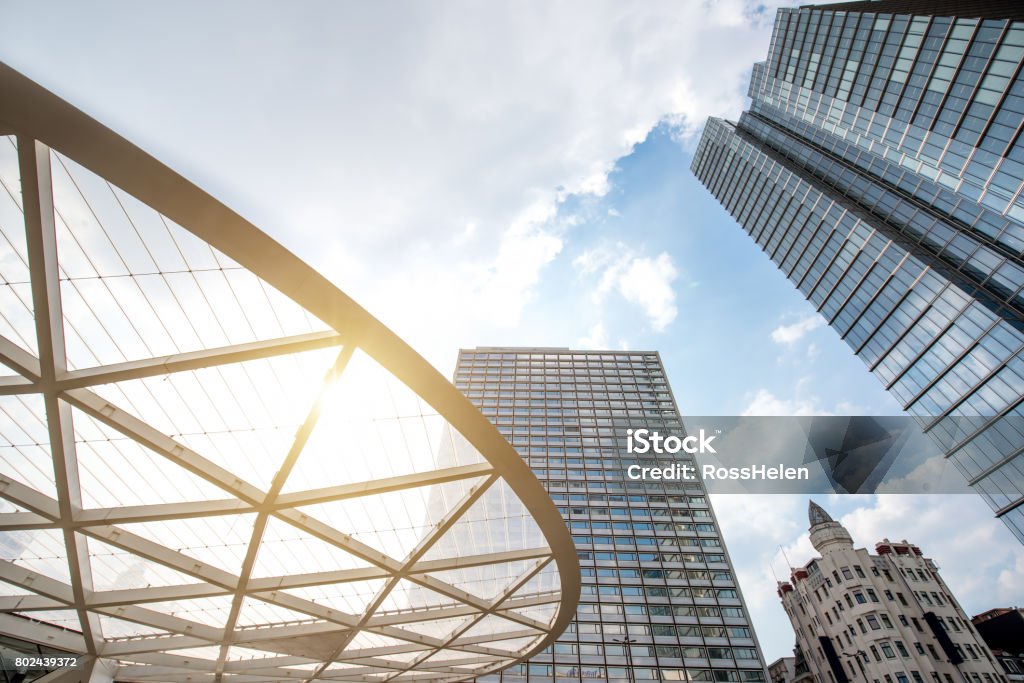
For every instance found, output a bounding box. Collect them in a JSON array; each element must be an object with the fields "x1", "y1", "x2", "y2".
[{"x1": 776, "y1": 502, "x2": 1006, "y2": 683}]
